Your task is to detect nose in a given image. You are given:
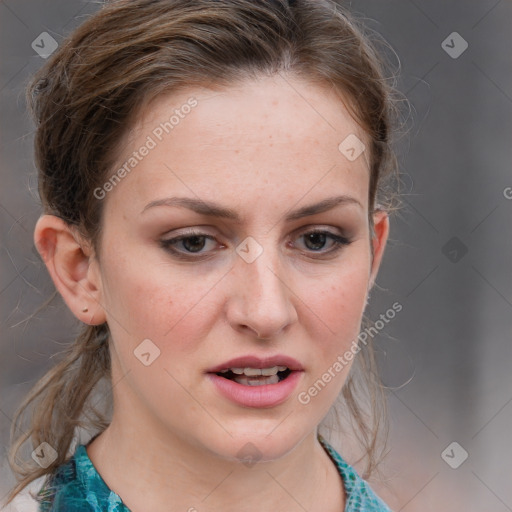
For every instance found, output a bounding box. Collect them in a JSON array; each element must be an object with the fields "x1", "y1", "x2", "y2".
[{"x1": 225, "y1": 242, "x2": 298, "y2": 340}]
